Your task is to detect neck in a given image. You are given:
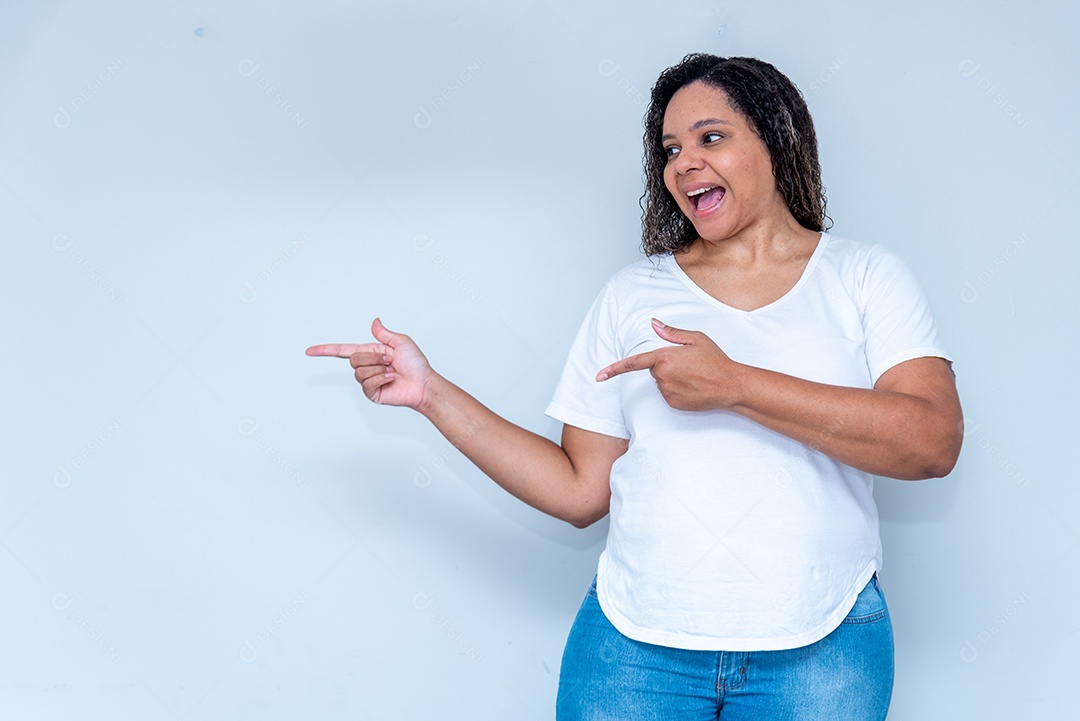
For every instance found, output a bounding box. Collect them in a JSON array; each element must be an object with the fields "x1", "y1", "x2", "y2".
[{"x1": 683, "y1": 211, "x2": 819, "y2": 269}]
